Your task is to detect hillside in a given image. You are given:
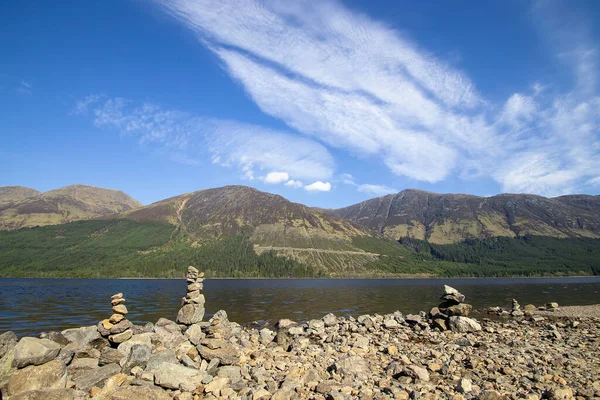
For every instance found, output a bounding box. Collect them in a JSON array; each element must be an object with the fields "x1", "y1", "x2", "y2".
[
  {"x1": 0, "y1": 184, "x2": 142, "y2": 230},
  {"x1": 0, "y1": 186, "x2": 40, "y2": 207},
  {"x1": 326, "y1": 189, "x2": 600, "y2": 244}
]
